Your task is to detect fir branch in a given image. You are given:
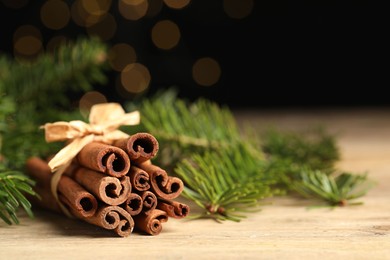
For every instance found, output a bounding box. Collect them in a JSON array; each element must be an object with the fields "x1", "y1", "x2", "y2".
[
  {"x1": 0, "y1": 170, "x2": 38, "y2": 225},
  {"x1": 175, "y1": 143, "x2": 277, "y2": 222},
  {"x1": 290, "y1": 169, "x2": 374, "y2": 207}
]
